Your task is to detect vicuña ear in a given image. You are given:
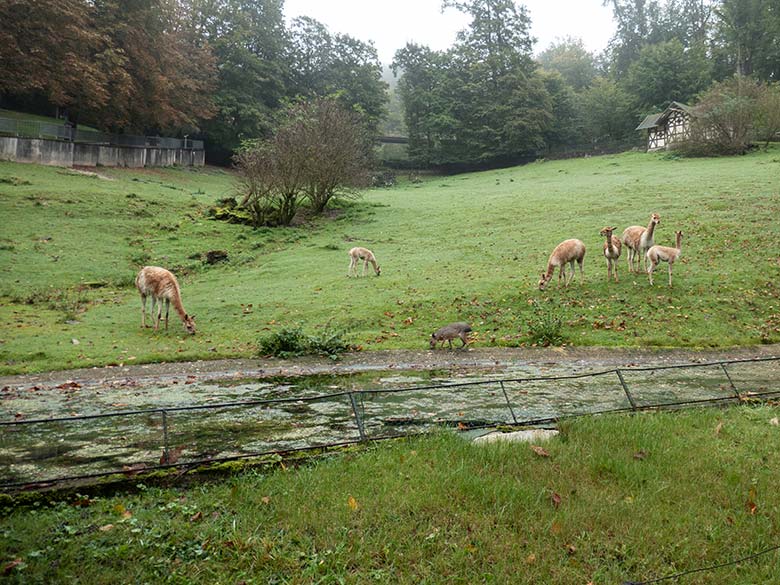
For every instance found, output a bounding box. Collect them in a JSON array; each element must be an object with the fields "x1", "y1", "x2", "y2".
[{"x1": 189, "y1": 314, "x2": 196, "y2": 321}]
